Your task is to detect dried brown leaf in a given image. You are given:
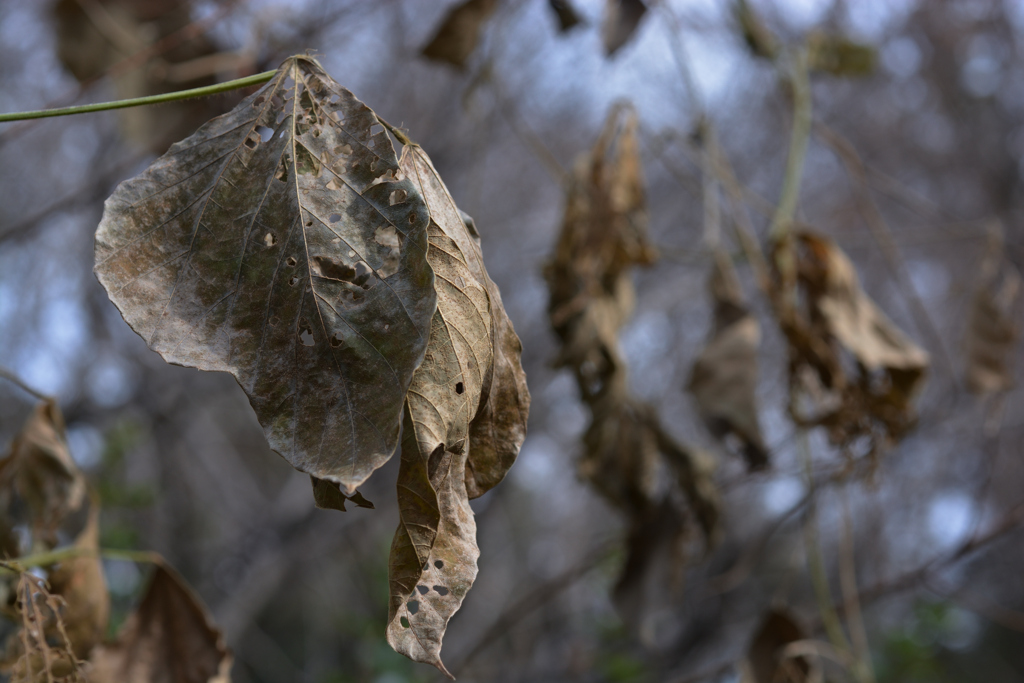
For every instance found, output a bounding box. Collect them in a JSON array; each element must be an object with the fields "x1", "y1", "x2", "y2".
[
  {"x1": 47, "y1": 502, "x2": 109, "y2": 660},
  {"x1": 687, "y1": 250, "x2": 768, "y2": 470},
  {"x1": 310, "y1": 476, "x2": 375, "y2": 511},
  {"x1": 773, "y1": 232, "x2": 929, "y2": 459},
  {"x1": 965, "y1": 248, "x2": 1020, "y2": 395},
  {"x1": 421, "y1": 0, "x2": 499, "y2": 68},
  {"x1": 88, "y1": 564, "x2": 232, "y2": 683},
  {"x1": 745, "y1": 609, "x2": 810, "y2": 683},
  {"x1": 602, "y1": 0, "x2": 648, "y2": 56},
  {"x1": 549, "y1": 0, "x2": 584, "y2": 32},
  {"x1": 94, "y1": 56, "x2": 436, "y2": 493},
  {"x1": 0, "y1": 401, "x2": 86, "y2": 549},
  {"x1": 386, "y1": 145, "x2": 493, "y2": 677}
]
